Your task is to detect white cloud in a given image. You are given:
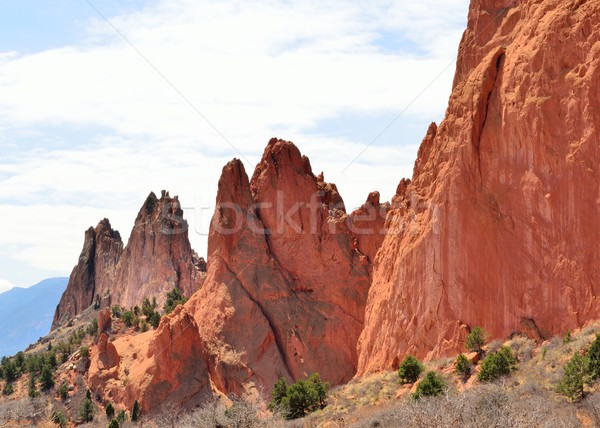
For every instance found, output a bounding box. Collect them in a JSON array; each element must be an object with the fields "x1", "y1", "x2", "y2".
[
  {"x1": 0, "y1": 0, "x2": 467, "y2": 140},
  {"x1": 0, "y1": 0, "x2": 469, "y2": 281}
]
